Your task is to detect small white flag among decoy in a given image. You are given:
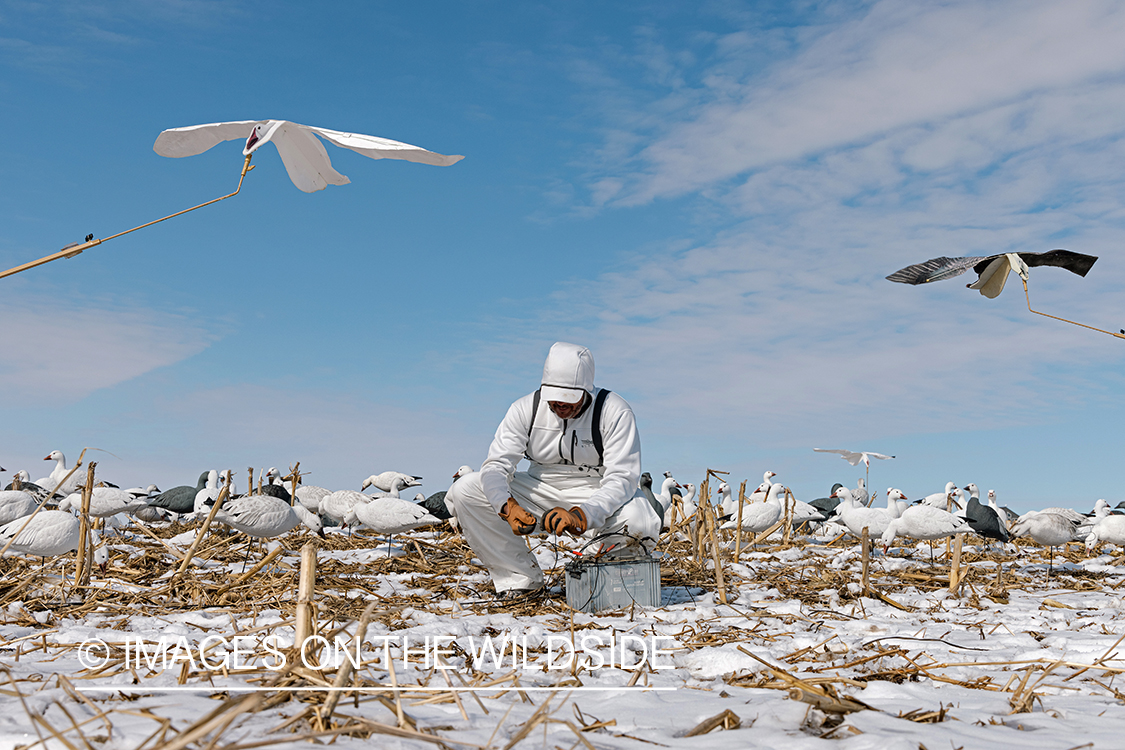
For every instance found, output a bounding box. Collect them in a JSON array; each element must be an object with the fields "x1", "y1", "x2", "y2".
[
  {"x1": 154, "y1": 119, "x2": 464, "y2": 193},
  {"x1": 813, "y1": 448, "x2": 894, "y2": 467}
]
